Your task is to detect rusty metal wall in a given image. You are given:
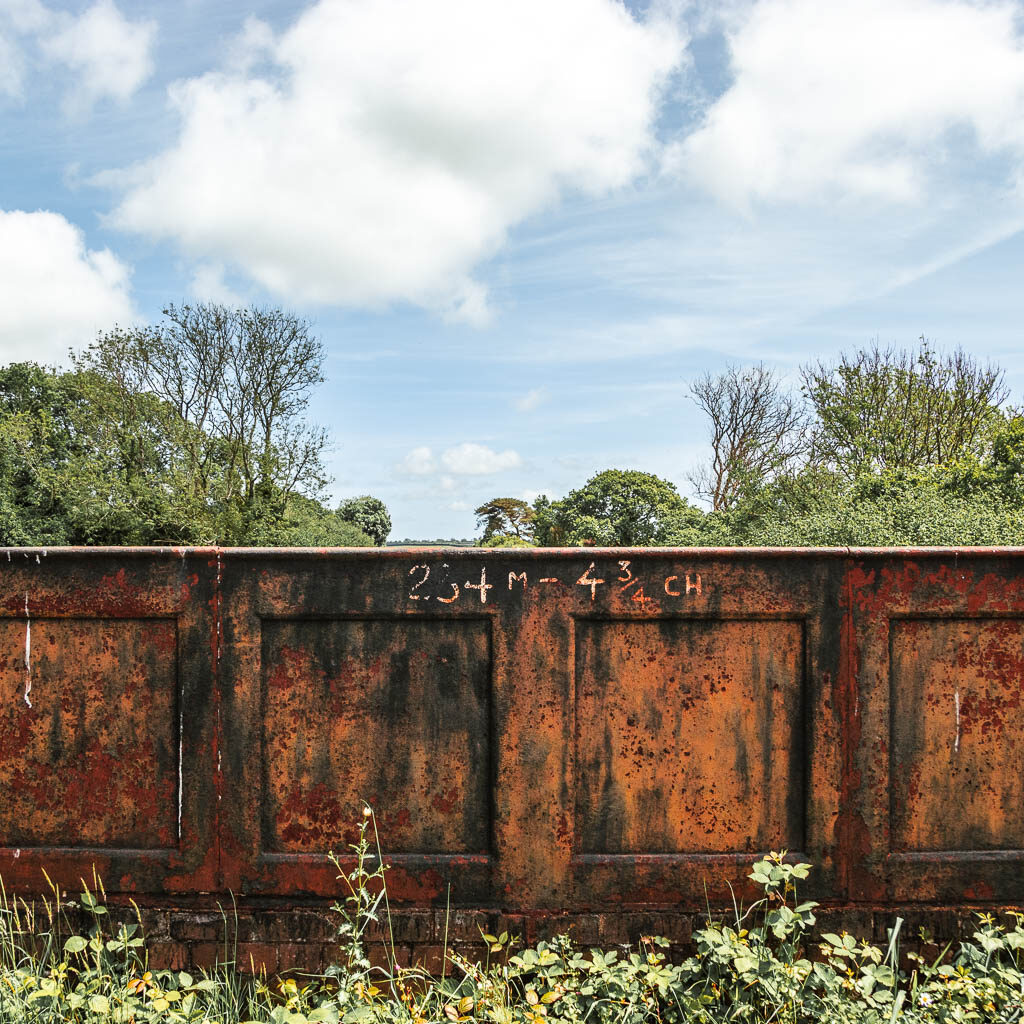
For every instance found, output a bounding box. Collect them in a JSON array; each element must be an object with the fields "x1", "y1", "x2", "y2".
[{"x1": 2, "y1": 547, "x2": 1023, "y2": 964}]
